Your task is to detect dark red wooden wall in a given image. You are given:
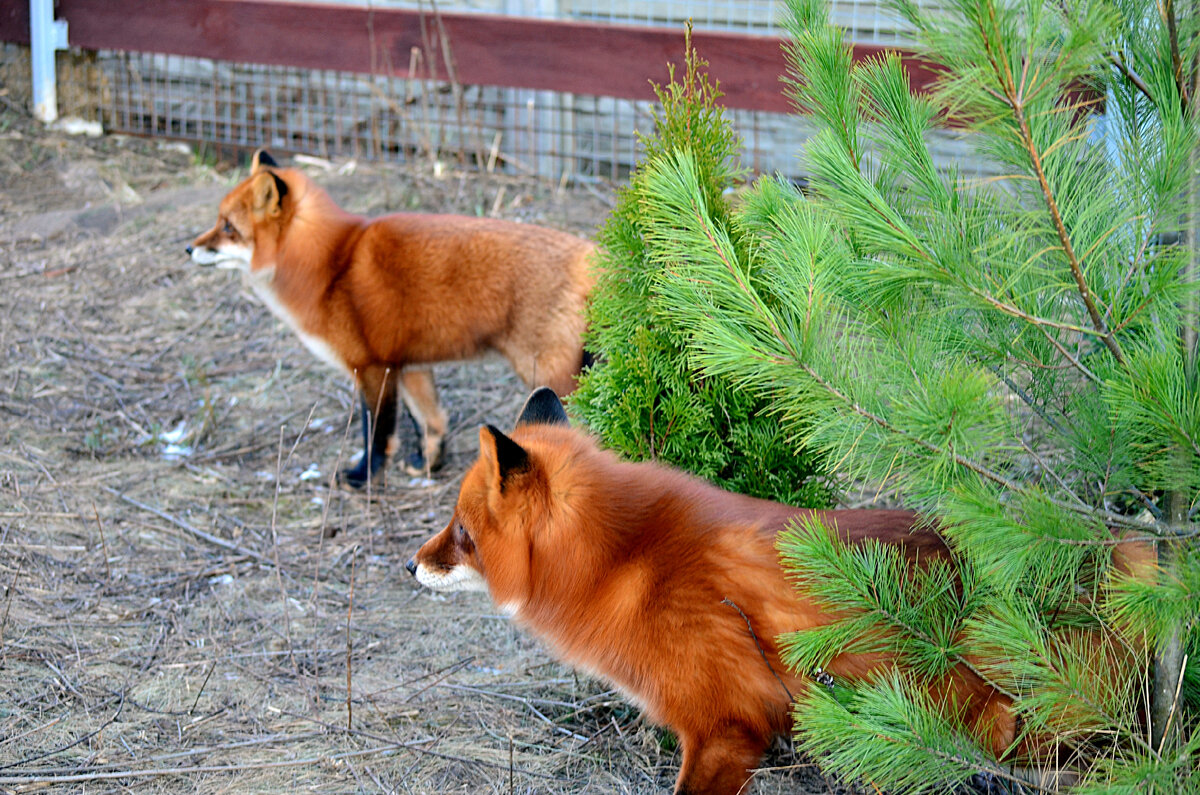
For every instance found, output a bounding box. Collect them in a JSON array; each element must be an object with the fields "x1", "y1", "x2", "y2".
[{"x1": 0, "y1": 0, "x2": 935, "y2": 114}]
